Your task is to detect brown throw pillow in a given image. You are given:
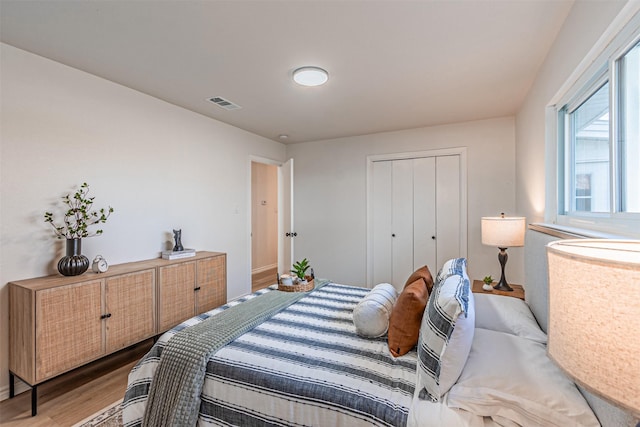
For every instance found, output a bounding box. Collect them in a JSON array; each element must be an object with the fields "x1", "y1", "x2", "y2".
[
  {"x1": 404, "y1": 265, "x2": 434, "y2": 294},
  {"x1": 388, "y1": 278, "x2": 429, "y2": 357}
]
